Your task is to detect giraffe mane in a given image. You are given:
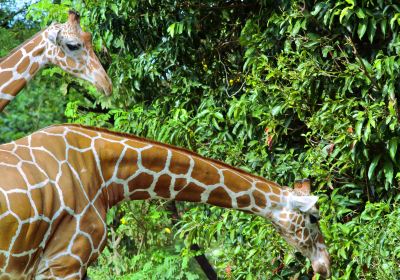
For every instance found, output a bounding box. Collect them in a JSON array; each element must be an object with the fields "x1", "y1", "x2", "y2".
[{"x1": 48, "y1": 123, "x2": 285, "y2": 190}]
